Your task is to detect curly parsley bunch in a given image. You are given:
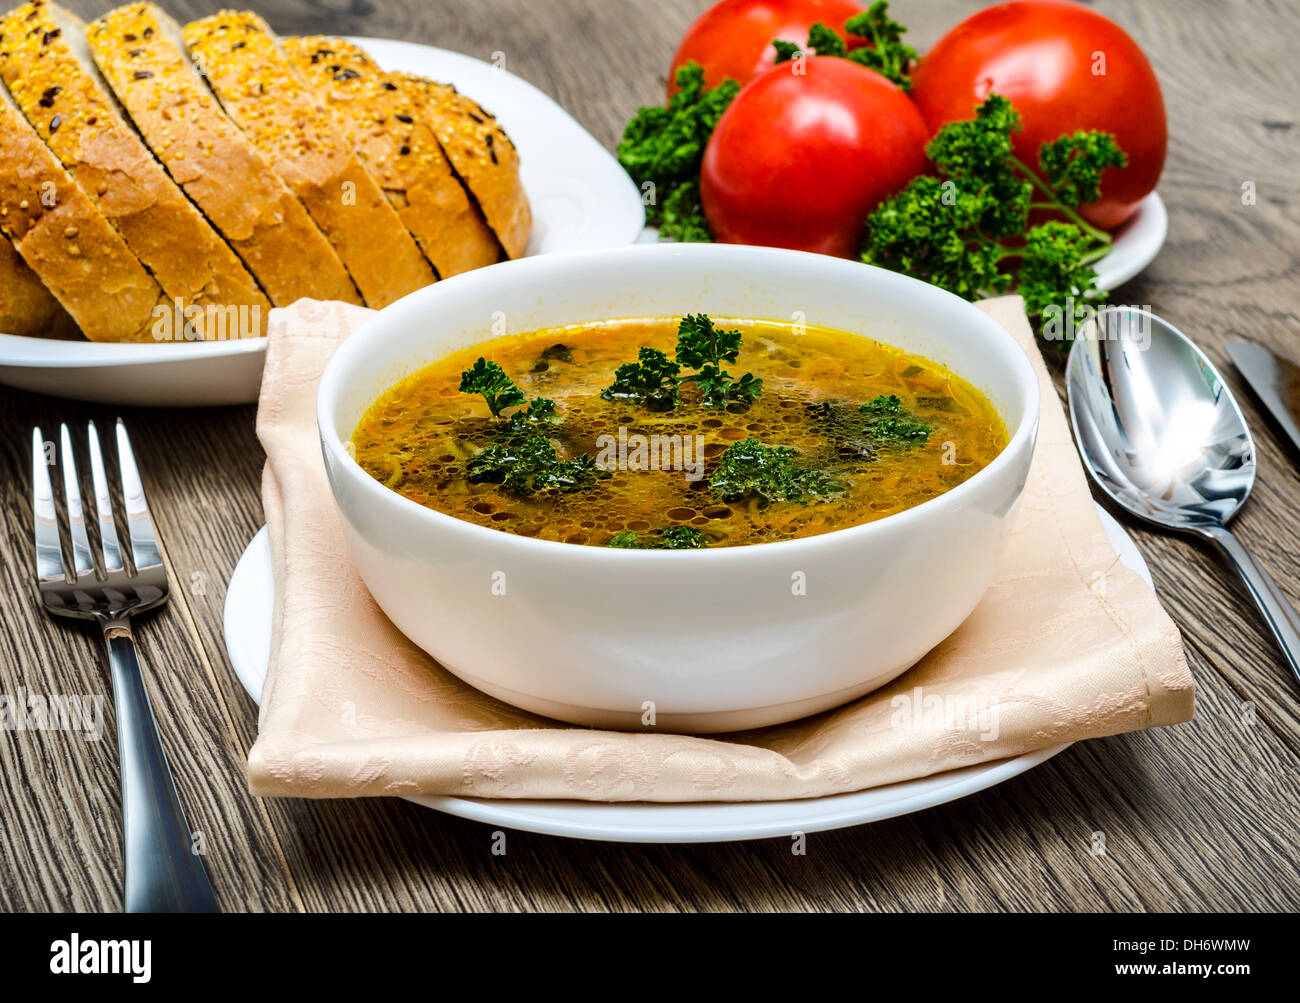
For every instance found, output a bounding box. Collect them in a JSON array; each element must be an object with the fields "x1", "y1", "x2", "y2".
[{"x1": 862, "y1": 95, "x2": 1126, "y2": 325}]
